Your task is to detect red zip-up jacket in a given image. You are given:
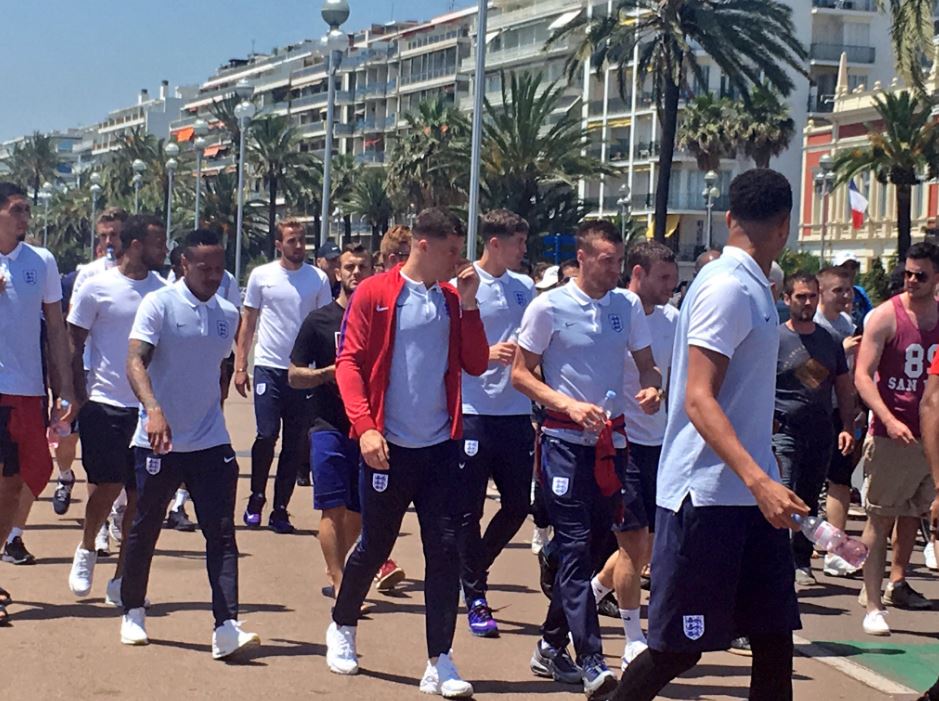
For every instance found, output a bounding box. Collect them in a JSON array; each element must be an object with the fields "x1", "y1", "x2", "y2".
[{"x1": 336, "y1": 264, "x2": 489, "y2": 440}]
